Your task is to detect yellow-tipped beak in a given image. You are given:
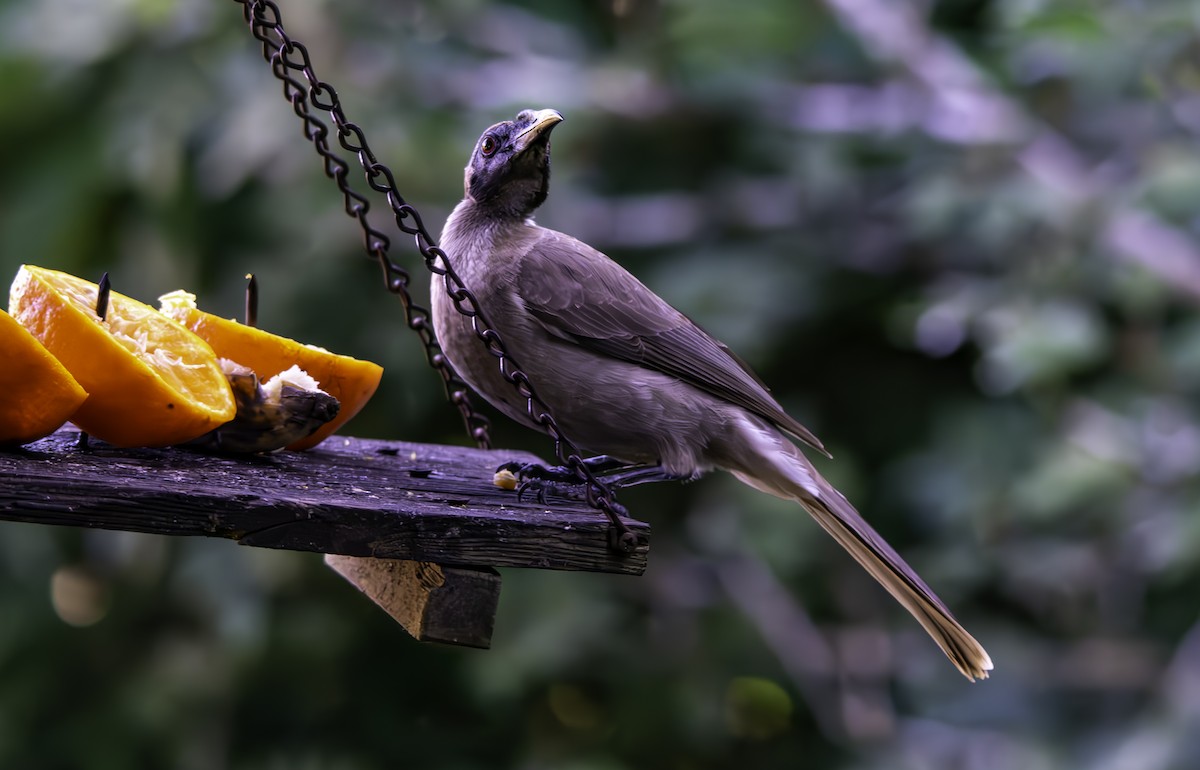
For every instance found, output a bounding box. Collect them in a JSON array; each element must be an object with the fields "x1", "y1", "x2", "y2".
[{"x1": 513, "y1": 109, "x2": 564, "y2": 152}]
